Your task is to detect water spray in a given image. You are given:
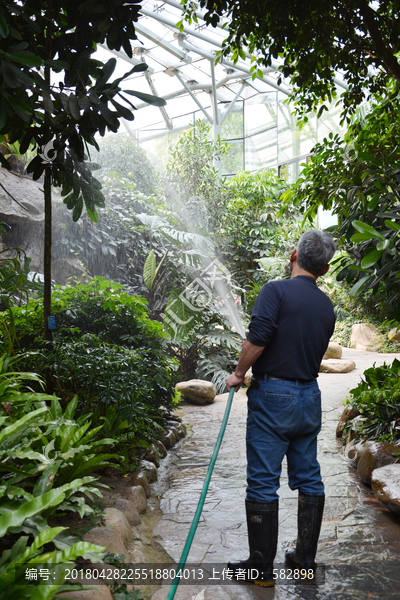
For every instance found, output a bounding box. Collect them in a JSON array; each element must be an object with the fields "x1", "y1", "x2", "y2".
[{"x1": 163, "y1": 195, "x2": 246, "y2": 598}]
